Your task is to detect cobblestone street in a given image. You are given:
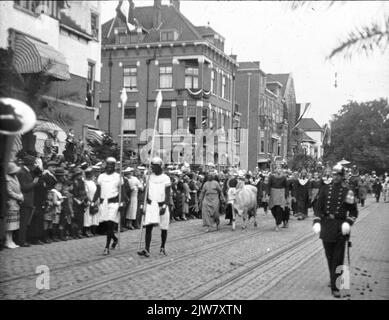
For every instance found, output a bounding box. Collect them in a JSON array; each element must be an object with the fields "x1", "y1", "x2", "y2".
[{"x1": 0, "y1": 197, "x2": 387, "y2": 300}]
